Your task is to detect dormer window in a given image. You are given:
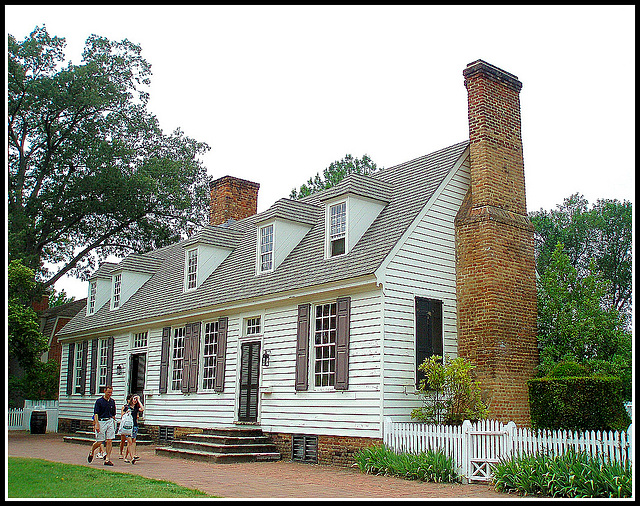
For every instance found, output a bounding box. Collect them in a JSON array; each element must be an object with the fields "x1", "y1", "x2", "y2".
[
  {"x1": 88, "y1": 281, "x2": 97, "y2": 315},
  {"x1": 112, "y1": 273, "x2": 122, "y2": 309},
  {"x1": 186, "y1": 248, "x2": 198, "y2": 290},
  {"x1": 259, "y1": 224, "x2": 274, "y2": 273},
  {"x1": 329, "y1": 201, "x2": 347, "y2": 257}
]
